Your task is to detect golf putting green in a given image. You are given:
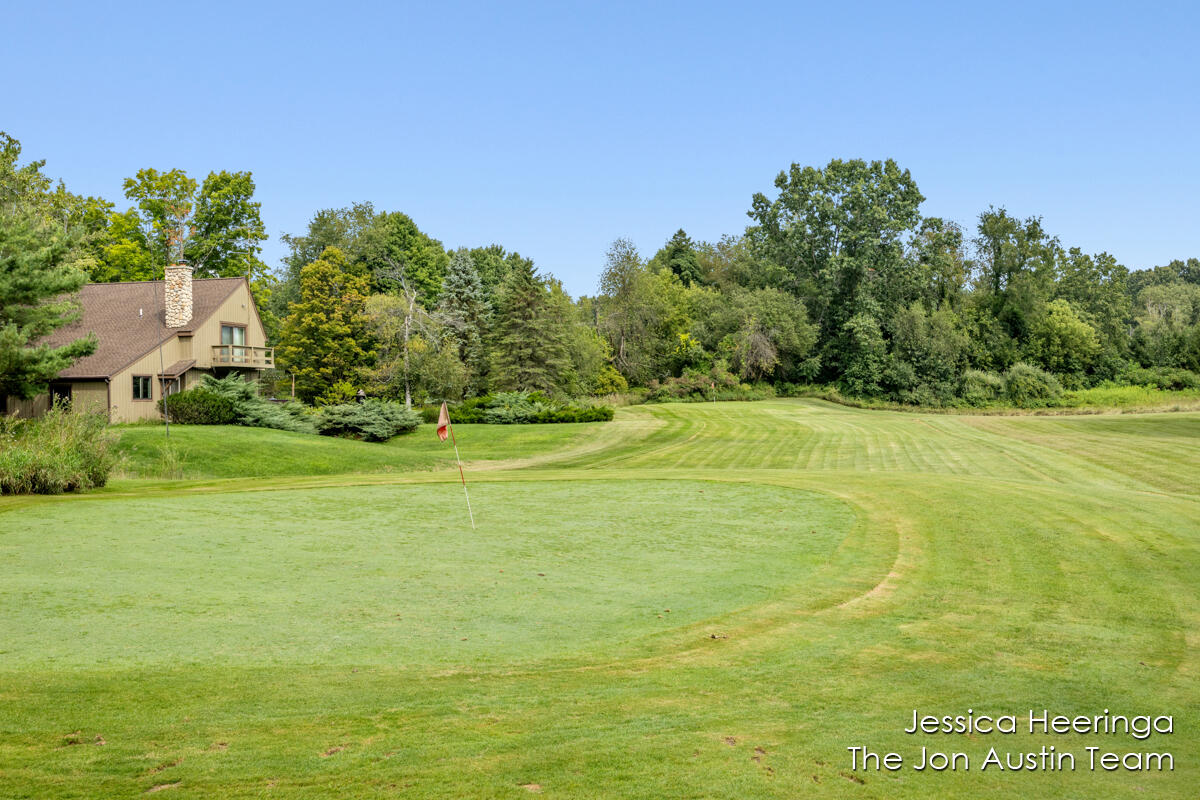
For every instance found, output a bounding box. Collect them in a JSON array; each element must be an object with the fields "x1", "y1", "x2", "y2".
[{"x1": 1, "y1": 480, "x2": 853, "y2": 668}]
